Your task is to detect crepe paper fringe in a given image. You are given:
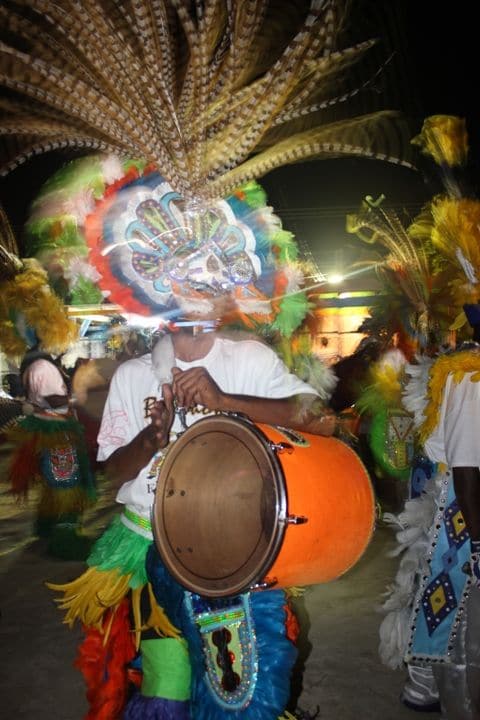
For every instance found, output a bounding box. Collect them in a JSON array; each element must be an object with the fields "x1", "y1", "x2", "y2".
[
  {"x1": 75, "y1": 597, "x2": 136, "y2": 720},
  {"x1": 36, "y1": 483, "x2": 94, "y2": 518},
  {"x1": 86, "y1": 515, "x2": 151, "y2": 586},
  {"x1": 7, "y1": 413, "x2": 96, "y2": 501},
  {"x1": 47, "y1": 565, "x2": 132, "y2": 631},
  {"x1": 48, "y1": 519, "x2": 179, "y2": 643},
  {"x1": 45, "y1": 523, "x2": 94, "y2": 561}
]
